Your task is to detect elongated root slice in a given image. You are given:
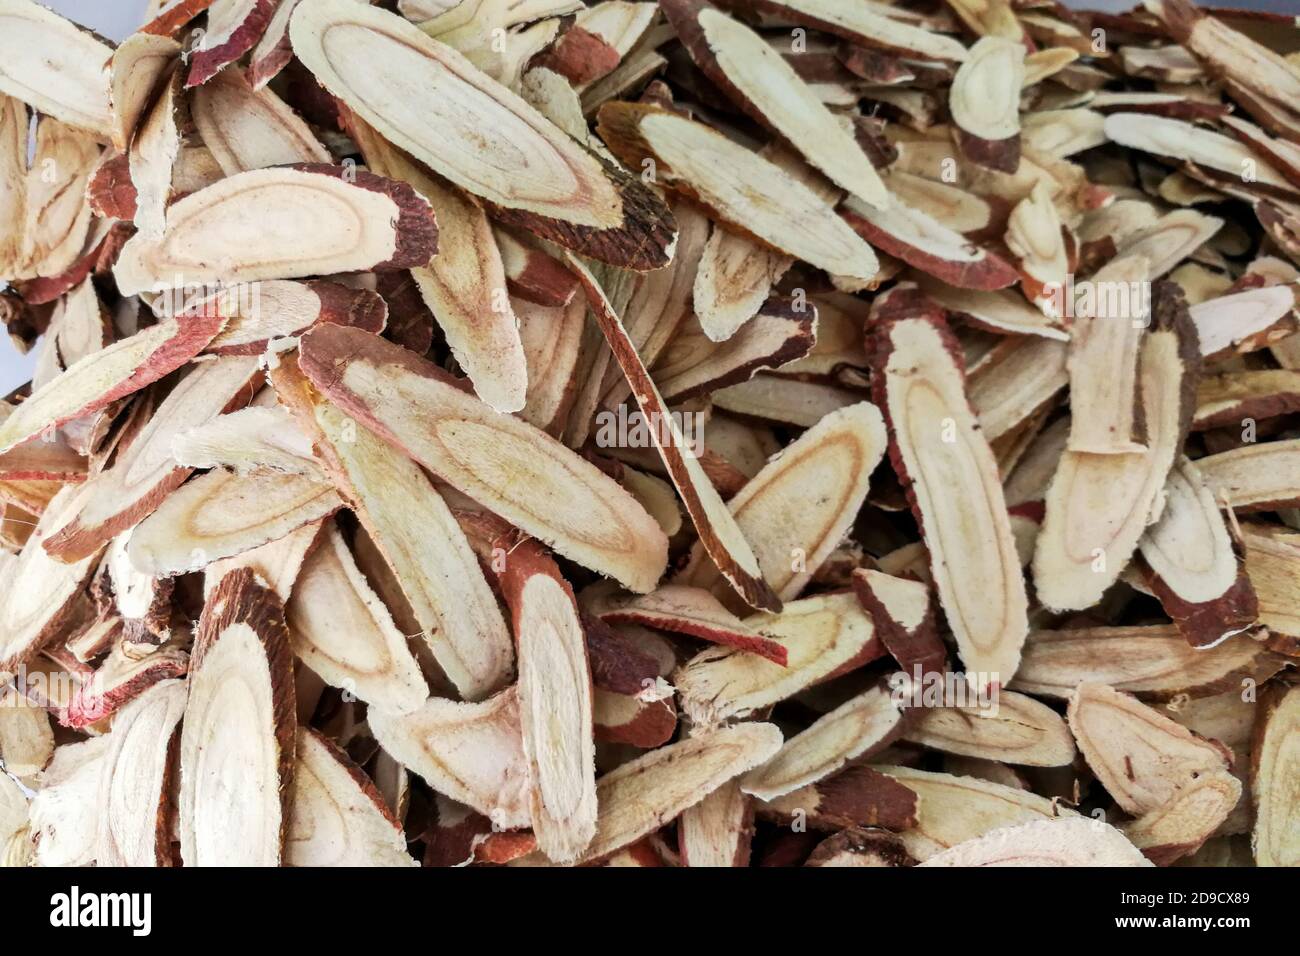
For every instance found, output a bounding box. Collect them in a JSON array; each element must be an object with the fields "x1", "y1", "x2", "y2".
[
  {"x1": 874, "y1": 766, "x2": 1079, "y2": 862},
  {"x1": 758, "y1": 765, "x2": 919, "y2": 832},
  {"x1": 1138, "y1": 456, "x2": 1259, "y2": 647},
  {"x1": 674, "y1": 401, "x2": 887, "y2": 608},
  {"x1": 1067, "y1": 682, "x2": 1232, "y2": 816},
  {"x1": 529, "y1": 721, "x2": 783, "y2": 865},
  {"x1": 94, "y1": 679, "x2": 187, "y2": 867},
  {"x1": 566, "y1": 253, "x2": 777, "y2": 611},
  {"x1": 674, "y1": 592, "x2": 884, "y2": 726},
  {"x1": 297, "y1": 324, "x2": 667, "y2": 592},
  {"x1": 367, "y1": 688, "x2": 531, "y2": 828},
  {"x1": 114, "y1": 164, "x2": 439, "y2": 296},
  {"x1": 285, "y1": 523, "x2": 429, "y2": 715},
  {"x1": 1251, "y1": 681, "x2": 1300, "y2": 866},
  {"x1": 289, "y1": 0, "x2": 676, "y2": 269},
  {"x1": 1033, "y1": 281, "x2": 1200, "y2": 611},
  {"x1": 919, "y1": 817, "x2": 1153, "y2": 867},
  {"x1": 869, "y1": 287, "x2": 1028, "y2": 690},
  {"x1": 586, "y1": 582, "x2": 788, "y2": 664},
  {"x1": 0, "y1": 313, "x2": 229, "y2": 455},
  {"x1": 739, "y1": 681, "x2": 906, "y2": 801},
  {"x1": 596, "y1": 101, "x2": 878, "y2": 286},
  {"x1": 498, "y1": 539, "x2": 597, "y2": 864},
  {"x1": 662, "y1": 0, "x2": 887, "y2": 208},
  {"x1": 179, "y1": 568, "x2": 297, "y2": 866},
  {"x1": 271, "y1": 356, "x2": 513, "y2": 701},
  {"x1": 345, "y1": 110, "x2": 529, "y2": 413},
  {"x1": 286, "y1": 727, "x2": 416, "y2": 867},
  {"x1": 186, "y1": 0, "x2": 278, "y2": 87},
  {"x1": 902, "y1": 687, "x2": 1077, "y2": 768}
]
